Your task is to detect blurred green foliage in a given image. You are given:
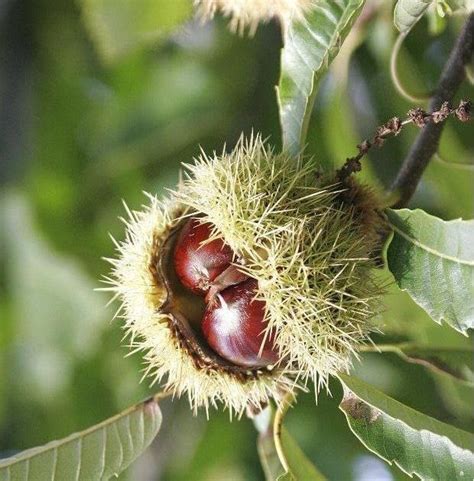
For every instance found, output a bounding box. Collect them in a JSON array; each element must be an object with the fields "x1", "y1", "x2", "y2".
[{"x1": 0, "y1": 1, "x2": 472, "y2": 480}]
